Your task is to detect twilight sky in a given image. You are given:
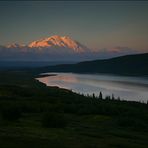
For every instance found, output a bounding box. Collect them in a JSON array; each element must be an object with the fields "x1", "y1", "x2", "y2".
[{"x1": 0, "y1": 1, "x2": 148, "y2": 52}]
